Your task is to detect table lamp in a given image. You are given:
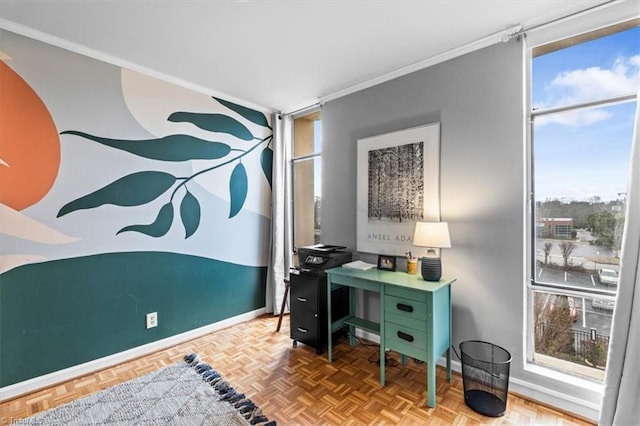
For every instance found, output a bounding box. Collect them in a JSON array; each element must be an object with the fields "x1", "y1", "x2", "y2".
[{"x1": 413, "y1": 222, "x2": 451, "y2": 281}]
